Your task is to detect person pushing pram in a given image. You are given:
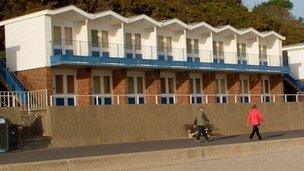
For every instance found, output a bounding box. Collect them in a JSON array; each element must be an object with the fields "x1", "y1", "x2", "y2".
[{"x1": 192, "y1": 106, "x2": 215, "y2": 143}]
